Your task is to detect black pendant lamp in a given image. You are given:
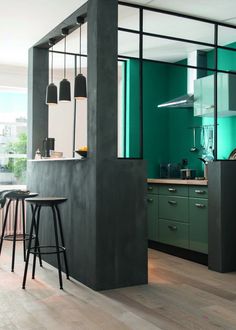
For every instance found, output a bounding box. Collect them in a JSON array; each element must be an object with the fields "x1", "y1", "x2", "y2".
[
  {"x1": 74, "y1": 17, "x2": 87, "y2": 99},
  {"x1": 46, "y1": 39, "x2": 57, "y2": 105},
  {"x1": 59, "y1": 28, "x2": 71, "y2": 102}
]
